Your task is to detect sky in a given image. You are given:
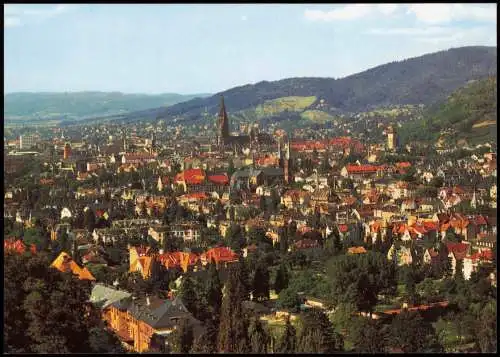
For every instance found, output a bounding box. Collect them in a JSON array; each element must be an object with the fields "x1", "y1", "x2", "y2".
[{"x1": 4, "y1": 3, "x2": 497, "y2": 94}]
